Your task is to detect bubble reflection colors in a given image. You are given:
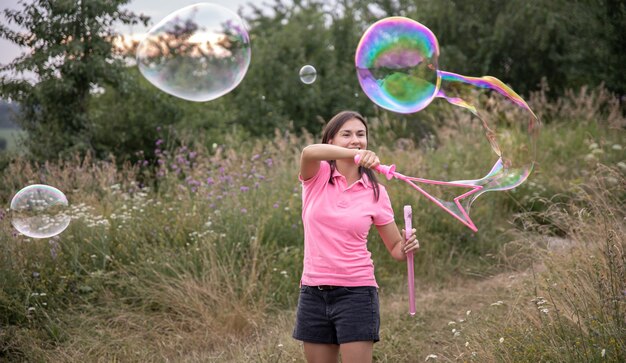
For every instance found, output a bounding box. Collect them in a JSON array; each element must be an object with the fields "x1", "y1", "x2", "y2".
[
  {"x1": 355, "y1": 17, "x2": 439, "y2": 113},
  {"x1": 136, "y1": 3, "x2": 251, "y2": 102},
  {"x1": 10, "y1": 185, "x2": 70, "y2": 239},
  {"x1": 299, "y1": 65, "x2": 317, "y2": 84}
]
